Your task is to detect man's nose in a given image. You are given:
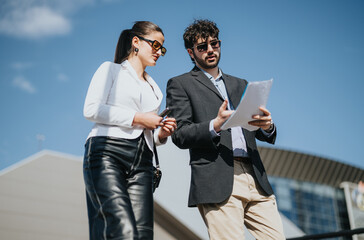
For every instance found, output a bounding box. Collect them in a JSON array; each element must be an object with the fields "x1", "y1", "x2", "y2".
[{"x1": 207, "y1": 43, "x2": 214, "y2": 52}]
